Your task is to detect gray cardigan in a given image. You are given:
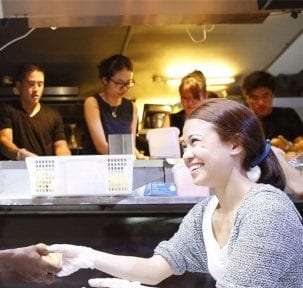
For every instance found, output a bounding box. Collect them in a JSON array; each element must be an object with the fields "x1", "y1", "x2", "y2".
[{"x1": 154, "y1": 184, "x2": 303, "y2": 287}]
